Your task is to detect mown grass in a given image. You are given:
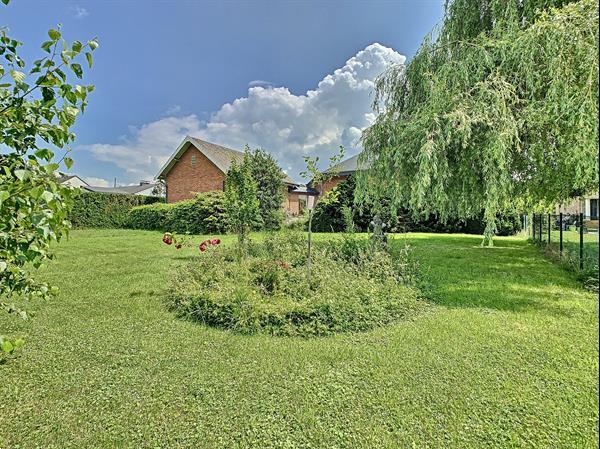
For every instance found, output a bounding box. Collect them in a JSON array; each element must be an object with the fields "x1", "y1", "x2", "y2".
[{"x1": 0, "y1": 229, "x2": 598, "y2": 448}]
